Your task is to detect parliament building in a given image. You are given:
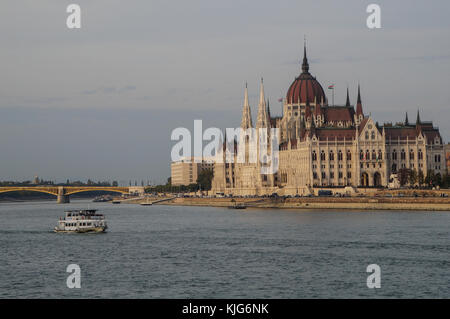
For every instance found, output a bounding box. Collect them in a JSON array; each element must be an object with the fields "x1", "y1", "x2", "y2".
[{"x1": 211, "y1": 46, "x2": 445, "y2": 196}]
